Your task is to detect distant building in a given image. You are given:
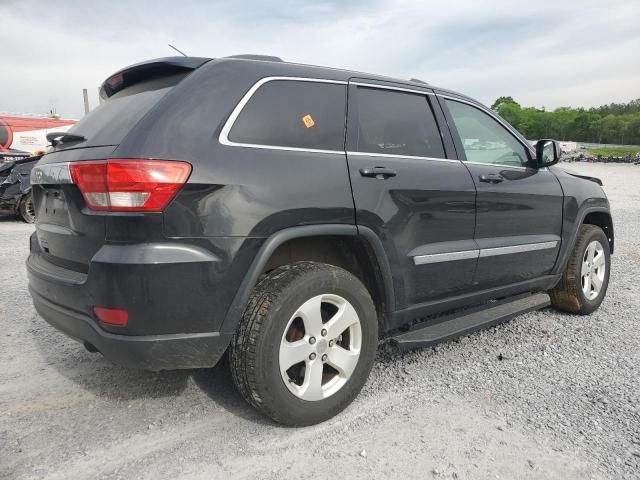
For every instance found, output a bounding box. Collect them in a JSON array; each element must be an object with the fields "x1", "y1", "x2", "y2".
[
  {"x1": 0, "y1": 114, "x2": 77, "y2": 155},
  {"x1": 528, "y1": 140, "x2": 578, "y2": 153},
  {"x1": 559, "y1": 141, "x2": 577, "y2": 152}
]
